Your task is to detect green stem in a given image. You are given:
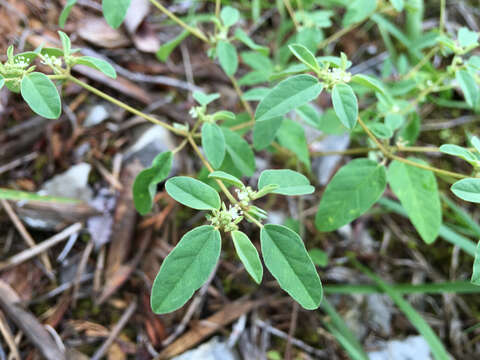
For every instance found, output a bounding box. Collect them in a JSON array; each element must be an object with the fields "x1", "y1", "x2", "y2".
[
  {"x1": 283, "y1": 0, "x2": 299, "y2": 30},
  {"x1": 149, "y1": 0, "x2": 210, "y2": 43},
  {"x1": 439, "y1": 0, "x2": 446, "y2": 34},
  {"x1": 215, "y1": 0, "x2": 221, "y2": 18},
  {"x1": 67, "y1": 75, "x2": 187, "y2": 136},
  {"x1": 229, "y1": 75, "x2": 254, "y2": 118},
  {"x1": 357, "y1": 118, "x2": 467, "y2": 179}
]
